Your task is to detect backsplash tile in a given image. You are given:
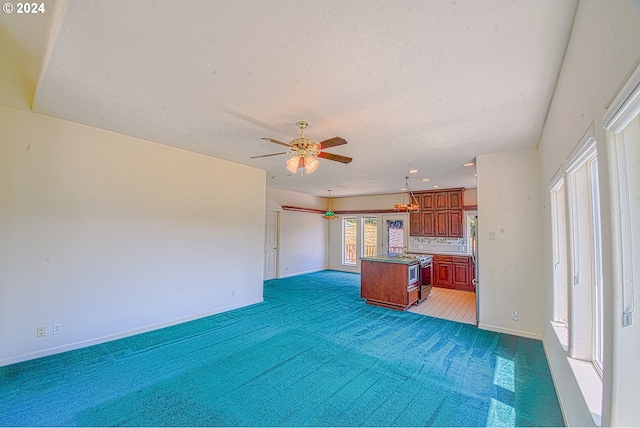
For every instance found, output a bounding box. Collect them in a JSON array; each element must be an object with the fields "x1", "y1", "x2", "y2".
[
  {"x1": 412, "y1": 237, "x2": 467, "y2": 245},
  {"x1": 408, "y1": 236, "x2": 469, "y2": 254}
]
